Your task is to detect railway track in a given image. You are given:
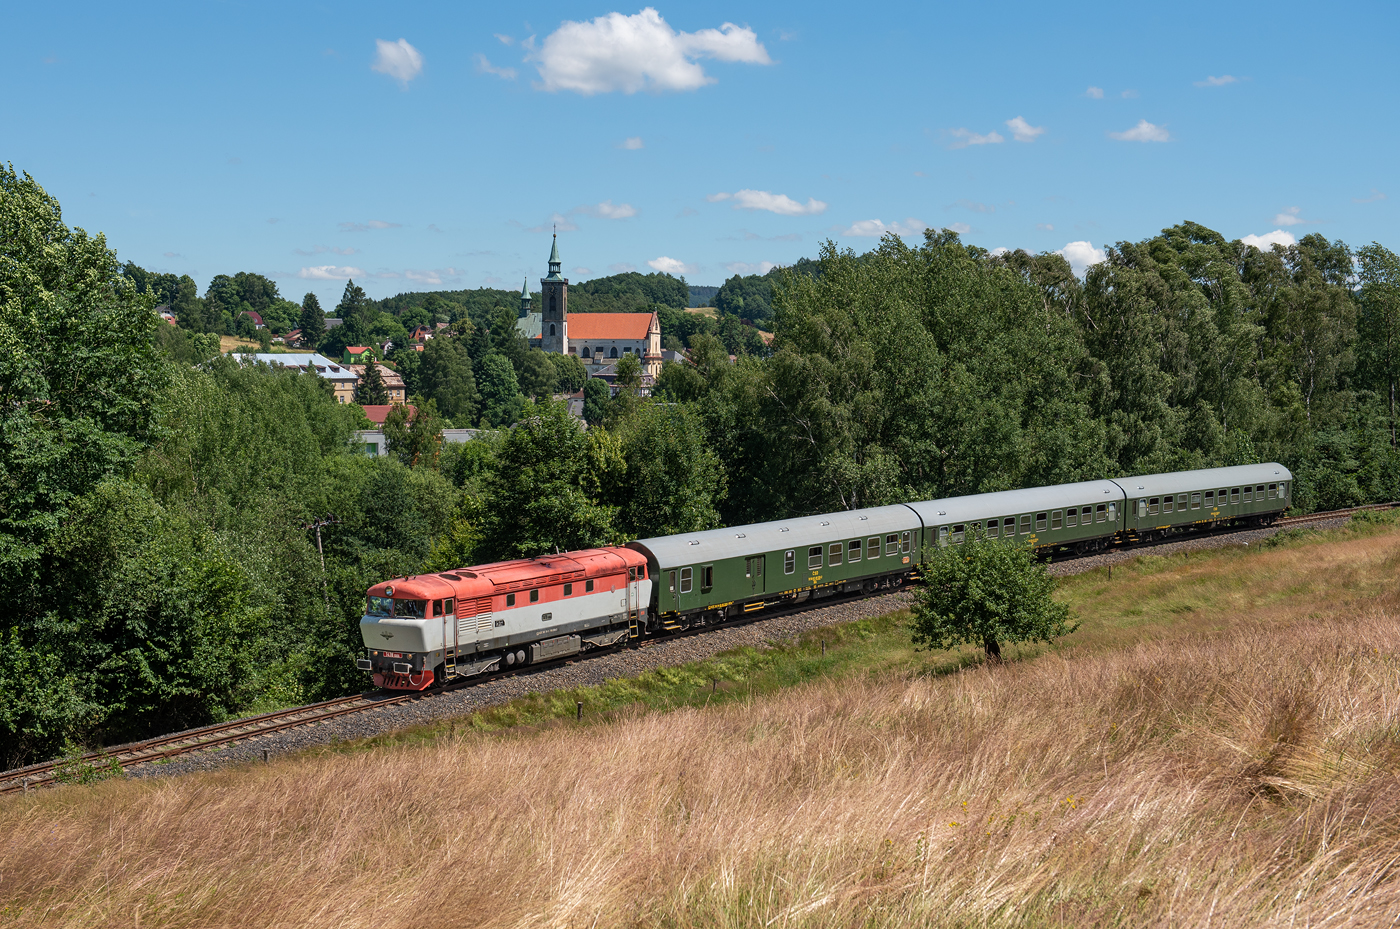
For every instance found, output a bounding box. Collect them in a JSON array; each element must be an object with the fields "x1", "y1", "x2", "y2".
[{"x1": 4, "y1": 501, "x2": 1393, "y2": 795}]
